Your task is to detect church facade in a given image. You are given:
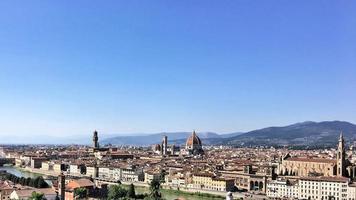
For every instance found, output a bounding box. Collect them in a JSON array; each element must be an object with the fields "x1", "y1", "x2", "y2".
[{"x1": 279, "y1": 133, "x2": 355, "y2": 179}]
